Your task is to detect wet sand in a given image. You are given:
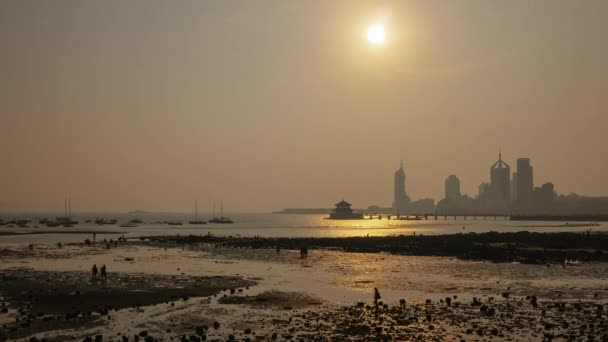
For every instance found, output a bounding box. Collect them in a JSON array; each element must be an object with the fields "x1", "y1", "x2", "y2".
[{"x1": 0, "y1": 238, "x2": 607, "y2": 341}]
